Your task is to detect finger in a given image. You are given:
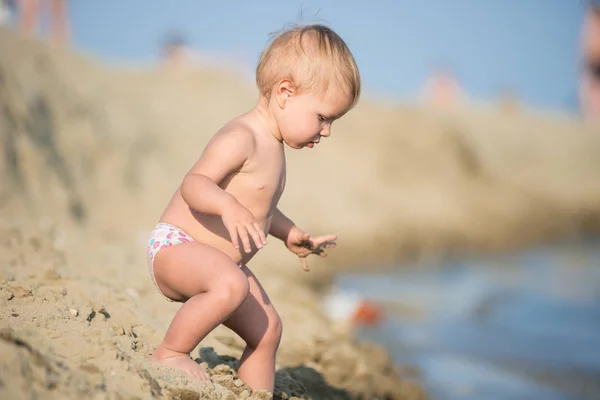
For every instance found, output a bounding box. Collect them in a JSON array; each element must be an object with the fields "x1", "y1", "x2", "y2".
[
  {"x1": 312, "y1": 248, "x2": 328, "y2": 258},
  {"x1": 311, "y1": 235, "x2": 337, "y2": 247},
  {"x1": 201, "y1": 369, "x2": 210, "y2": 381},
  {"x1": 299, "y1": 256, "x2": 310, "y2": 271},
  {"x1": 312, "y1": 241, "x2": 336, "y2": 252},
  {"x1": 247, "y1": 224, "x2": 264, "y2": 249},
  {"x1": 228, "y1": 228, "x2": 239, "y2": 249},
  {"x1": 316, "y1": 234, "x2": 337, "y2": 243},
  {"x1": 237, "y1": 226, "x2": 252, "y2": 253},
  {"x1": 253, "y1": 222, "x2": 268, "y2": 245}
]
